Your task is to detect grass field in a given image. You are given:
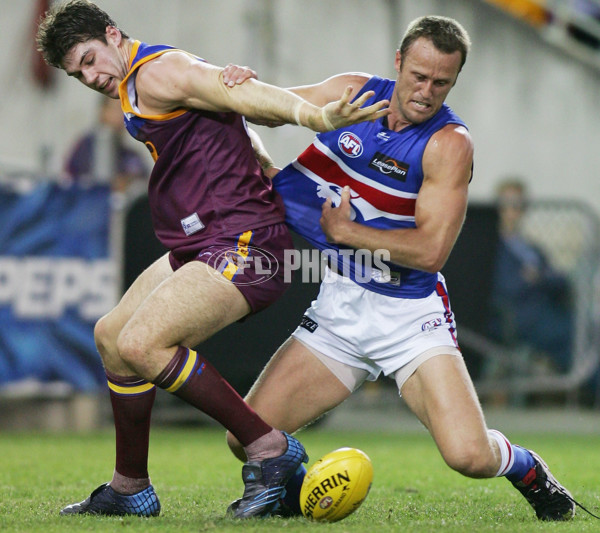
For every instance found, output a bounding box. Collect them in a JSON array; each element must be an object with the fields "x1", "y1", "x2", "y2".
[{"x1": 1, "y1": 426, "x2": 599, "y2": 532}]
